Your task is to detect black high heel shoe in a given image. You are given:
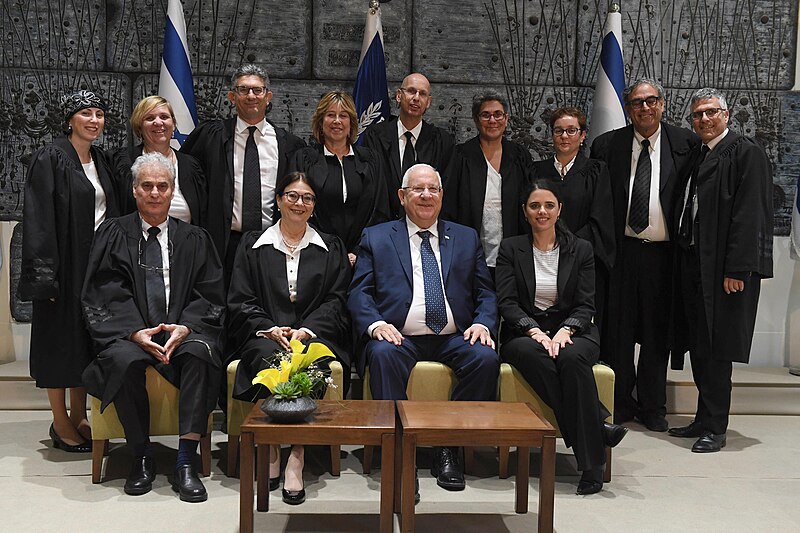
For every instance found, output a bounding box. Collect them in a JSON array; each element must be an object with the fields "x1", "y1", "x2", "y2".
[
  {"x1": 269, "y1": 477, "x2": 280, "y2": 491},
  {"x1": 282, "y1": 486, "x2": 306, "y2": 505},
  {"x1": 49, "y1": 423, "x2": 91, "y2": 453}
]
